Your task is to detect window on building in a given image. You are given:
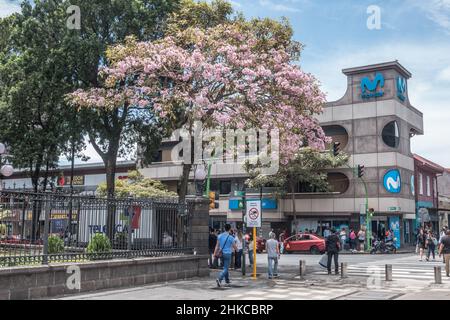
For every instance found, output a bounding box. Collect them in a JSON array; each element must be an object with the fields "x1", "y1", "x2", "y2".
[
  {"x1": 382, "y1": 121, "x2": 400, "y2": 148},
  {"x1": 434, "y1": 178, "x2": 437, "y2": 198},
  {"x1": 419, "y1": 173, "x2": 424, "y2": 195},
  {"x1": 219, "y1": 180, "x2": 231, "y2": 195},
  {"x1": 322, "y1": 125, "x2": 349, "y2": 150},
  {"x1": 427, "y1": 176, "x2": 431, "y2": 197}
]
